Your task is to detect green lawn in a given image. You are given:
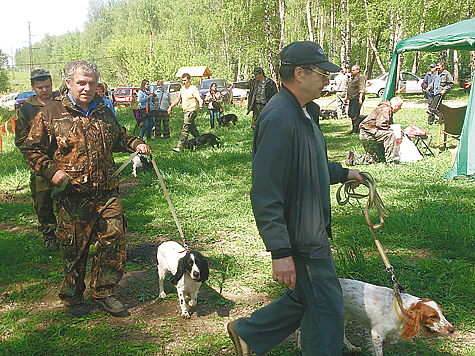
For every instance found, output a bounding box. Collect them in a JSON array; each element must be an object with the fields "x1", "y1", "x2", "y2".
[{"x1": 0, "y1": 95, "x2": 474, "y2": 355}]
